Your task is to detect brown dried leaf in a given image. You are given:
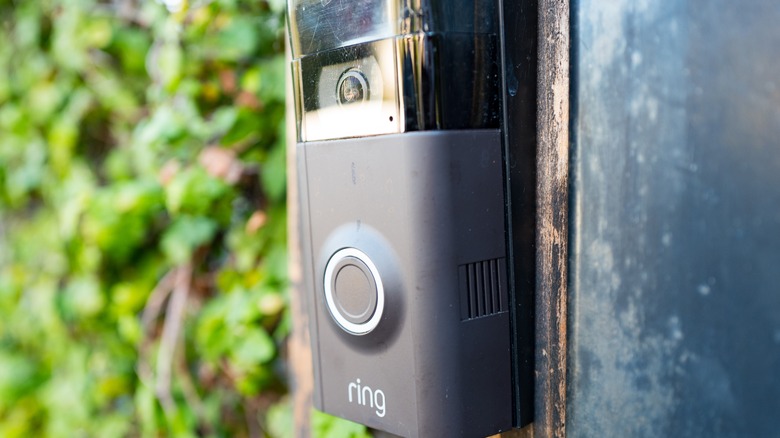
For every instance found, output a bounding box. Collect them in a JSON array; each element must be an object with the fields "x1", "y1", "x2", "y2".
[
  {"x1": 199, "y1": 146, "x2": 243, "y2": 184},
  {"x1": 245, "y1": 210, "x2": 267, "y2": 234}
]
